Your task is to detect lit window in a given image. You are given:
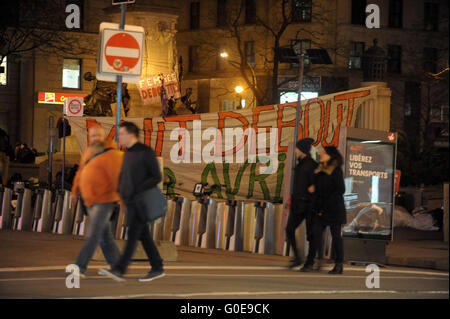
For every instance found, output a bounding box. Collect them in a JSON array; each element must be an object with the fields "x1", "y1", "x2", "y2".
[
  {"x1": 0, "y1": 56, "x2": 7, "y2": 86},
  {"x1": 349, "y1": 42, "x2": 365, "y2": 69},
  {"x1": 62, "y1": 58, "x2": 81, "y2": 89}
]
